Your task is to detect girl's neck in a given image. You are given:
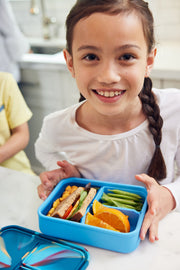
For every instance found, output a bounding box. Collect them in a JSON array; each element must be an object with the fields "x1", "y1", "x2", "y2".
[{"x1": 76, "y1": 100, "x2": 146, "y2": 135}]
